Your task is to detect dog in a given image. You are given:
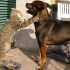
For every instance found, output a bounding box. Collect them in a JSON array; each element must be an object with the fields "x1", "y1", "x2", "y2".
[
  {"x1": 0, "y1": 8, "x2": 38, "y2": 63},
  {"x1": 26, "y1": 1, "x2": 70, "y2": 70}
]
